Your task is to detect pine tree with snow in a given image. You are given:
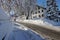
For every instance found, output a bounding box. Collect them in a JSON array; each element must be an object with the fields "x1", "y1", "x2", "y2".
[{"x1": 46, "y1": 0, "x2": 59, "y2": 22}]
